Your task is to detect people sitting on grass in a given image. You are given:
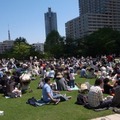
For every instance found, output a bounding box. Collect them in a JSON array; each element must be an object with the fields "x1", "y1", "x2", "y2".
[
  {"x1": 42, "y1": 77, "x2": 71, "y2": 104},
  {"x1": 111, "y1": 80, "x2": 120, "y2": 108},
  {"x1": 87, "y1": 78, "x2": 112, "y2": 109},
  {"x1": 5, "y1": 74, "x2": 22, "y2": 98},
  {"x1": 37, "y1": 78, "x2": 45, "y2": 89},
  {"x1": 48, "y1": 67, "x2": 55, "y2": 78},
  {"x1": 103, "y1": 78, "x2": 114, "y2": 95},
  {"x1": 75, "y1": 83, "x2": 89, "y2": 105},
  {"x1": 55, "y1": 72, "x2": 69, "y2": 91},
  {"x1": 19, "y1": 71, "x2": 31, "y2": 92},
  {"x1": 0, "y1": 55, "x2": 120, "y2": 101},
  {"x1": 80, "y1": 66, "x2": 87, "y2": 78}
]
